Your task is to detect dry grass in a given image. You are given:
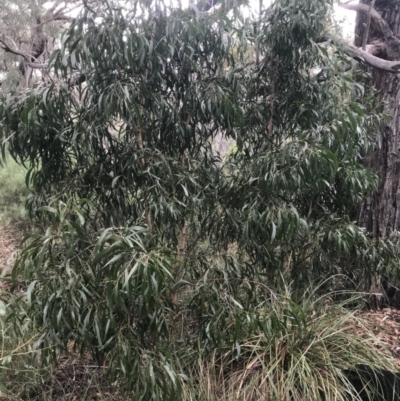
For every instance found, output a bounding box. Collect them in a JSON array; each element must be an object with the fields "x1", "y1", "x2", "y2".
[
  {"x1": 0, "y1": 225, "x2": 23, "y2": 276},
  {"x1": 0, "y1": 348, "x2": 128, "y2": 401},
  {"x1": 34, "y1": 354, "x2": 119, "y2": 401},
  {"x1": 355, "y1": 308, "x2": 400, "y2": 366},
  {"x1": 179, "y1": 291, "x2": 400, "y2": 401}
]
